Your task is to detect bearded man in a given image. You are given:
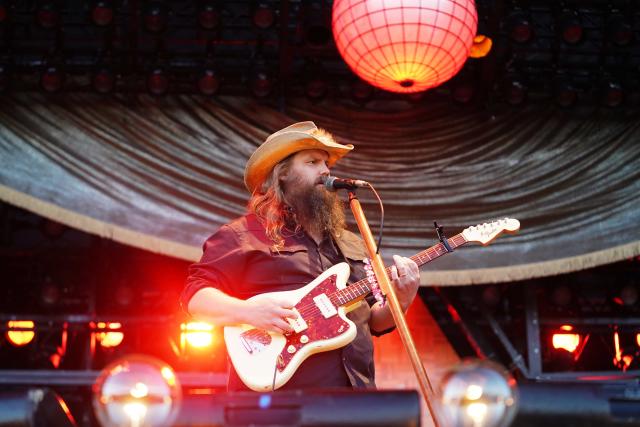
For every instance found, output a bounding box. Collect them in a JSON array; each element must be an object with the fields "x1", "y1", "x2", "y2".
[{"x1": 181, "y1": 122, "x2": 420, "y2": 391}]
